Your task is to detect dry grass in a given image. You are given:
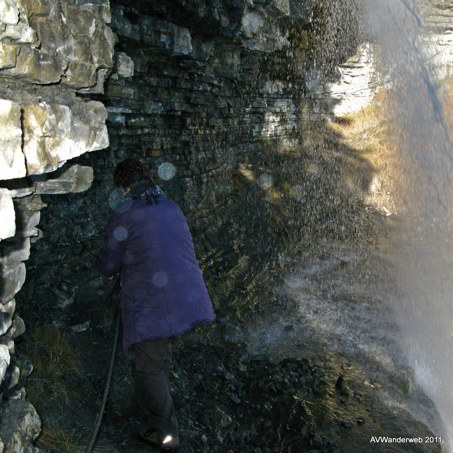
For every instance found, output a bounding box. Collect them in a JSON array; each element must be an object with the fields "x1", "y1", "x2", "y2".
[
  {"x1": 329, "y1": 76, "x2": 452, "y2": 220},
  {"x1": 23, "y1": 326, "x2": 79, "y2": 406},
  {"x1": 38, "y1": 425, "x2": 86, "y2": 453},
  {"x1": 329, "y1": 90, "x2": 402, "y2": 215},
  {"x1": 37, "y1": 422, "x2": 112, "y2": 453}
]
